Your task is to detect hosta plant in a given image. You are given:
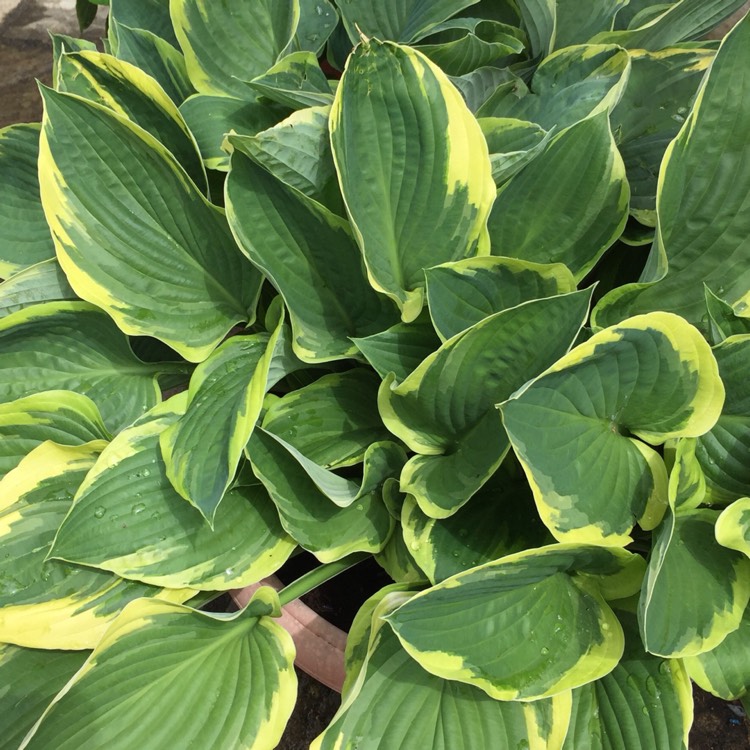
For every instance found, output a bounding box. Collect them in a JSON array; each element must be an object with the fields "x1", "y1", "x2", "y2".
[{"x1": 2, "y1": 0, "x2": 750, "y2": 747}]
